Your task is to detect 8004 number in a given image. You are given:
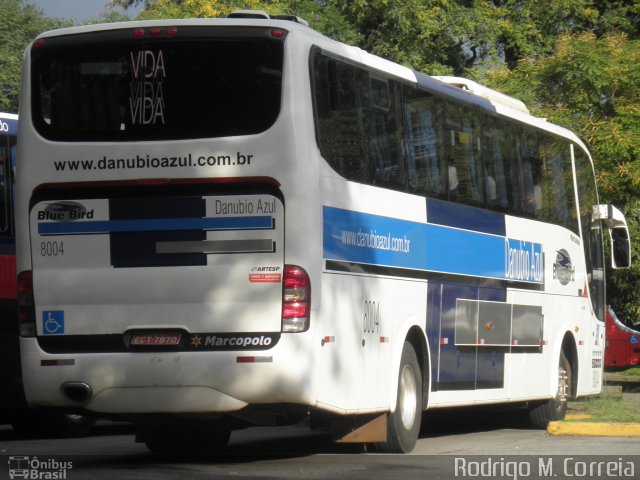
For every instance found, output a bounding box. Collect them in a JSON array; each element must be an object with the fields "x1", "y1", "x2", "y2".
[{"x1": 41, "y1": 241, "x2": 64, "y2": 257}]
